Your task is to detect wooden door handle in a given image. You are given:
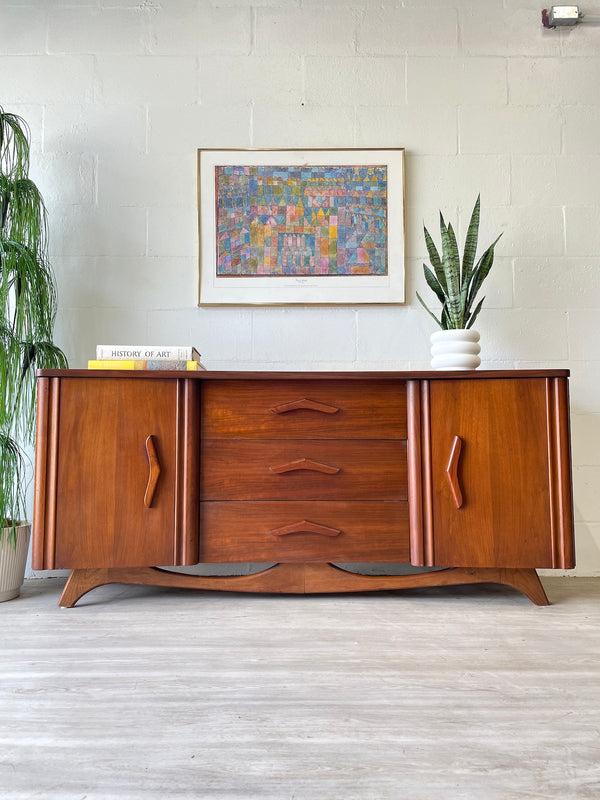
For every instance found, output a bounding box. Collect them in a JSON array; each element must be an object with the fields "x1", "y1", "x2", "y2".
[
  {"x1": 269, "y1": 520, "x2": 342, "y2": 537},
  {"x1": 446, "y1": 435, "x2": 463, "y2": 509},
  {"x1": 144, "y1": 435, "x2": 161, "y2": 508},
  {"x1": 269, "y1": 458, "x2": 340, "y2": 475},
  {"x1": 270, "y1": 398, "x2": 340, "y2": 415}
]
